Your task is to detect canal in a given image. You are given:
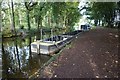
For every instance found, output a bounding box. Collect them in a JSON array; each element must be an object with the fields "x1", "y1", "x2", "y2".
[
  {"x1": 1, "y1": 28, "x2": 69, "y2": 78},
  {"x1": 2, "y1": 32, "x2": 54, "y2": 78}
]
